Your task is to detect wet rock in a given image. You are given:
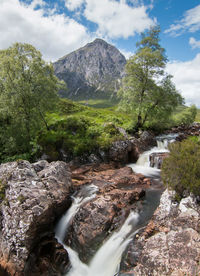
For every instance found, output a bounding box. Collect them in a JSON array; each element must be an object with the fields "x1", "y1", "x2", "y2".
[
  {"x1": 149, "y1": 152, "x2": 169, "y2": 169},
  {"x1": 0, "y1": 160, "x2": 72, "y2": 276},
  {"x1": 108, "y1": 131, "x2": 156, "y2": 165},
  {"x1": 167, "y1": 122, "x2": 200, "y2": 141},
  {"x1": 108, "y1": 140, "x2": 136, "y2": 164},
  {"x1": 65, "y1": 165, "x2": 147, "y2": 263},
  {"x1": 124, "y1": 190, "x2": 200, "y2": 275}
]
